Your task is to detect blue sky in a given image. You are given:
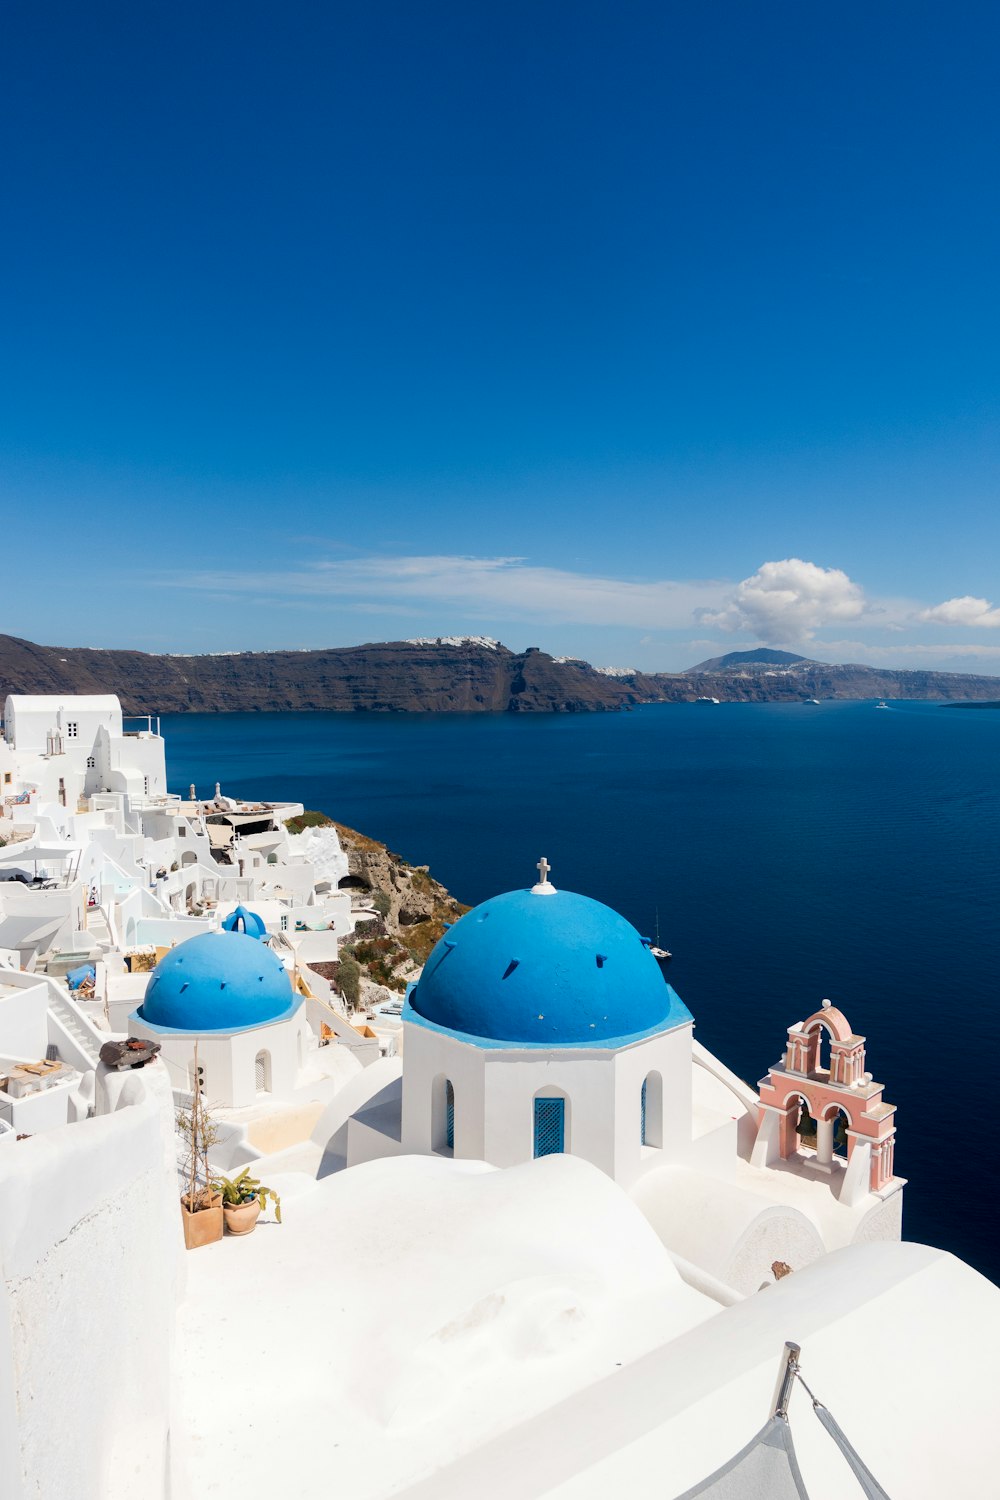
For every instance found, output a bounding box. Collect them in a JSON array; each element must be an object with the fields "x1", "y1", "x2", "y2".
[{"x1": 2, "y1": 2, "x2": 999, "y2": 671}]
